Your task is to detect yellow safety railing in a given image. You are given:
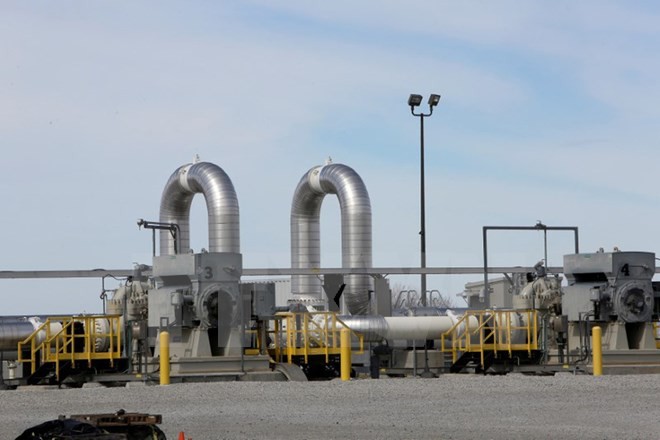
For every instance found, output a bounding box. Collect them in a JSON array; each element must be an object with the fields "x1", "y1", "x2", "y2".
[
  {"x1": 441, "y1": 309, "x2": 538, "y2": 368},
  {"x1": 653, "y1": 322, "x2": 660, "y2": 349},
  {"x1": 17, "y1": 315, "x2": 122, "y2": 381},
  {"x1": 266, "y1": 311, "x2": 364, "y2": 364}
]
